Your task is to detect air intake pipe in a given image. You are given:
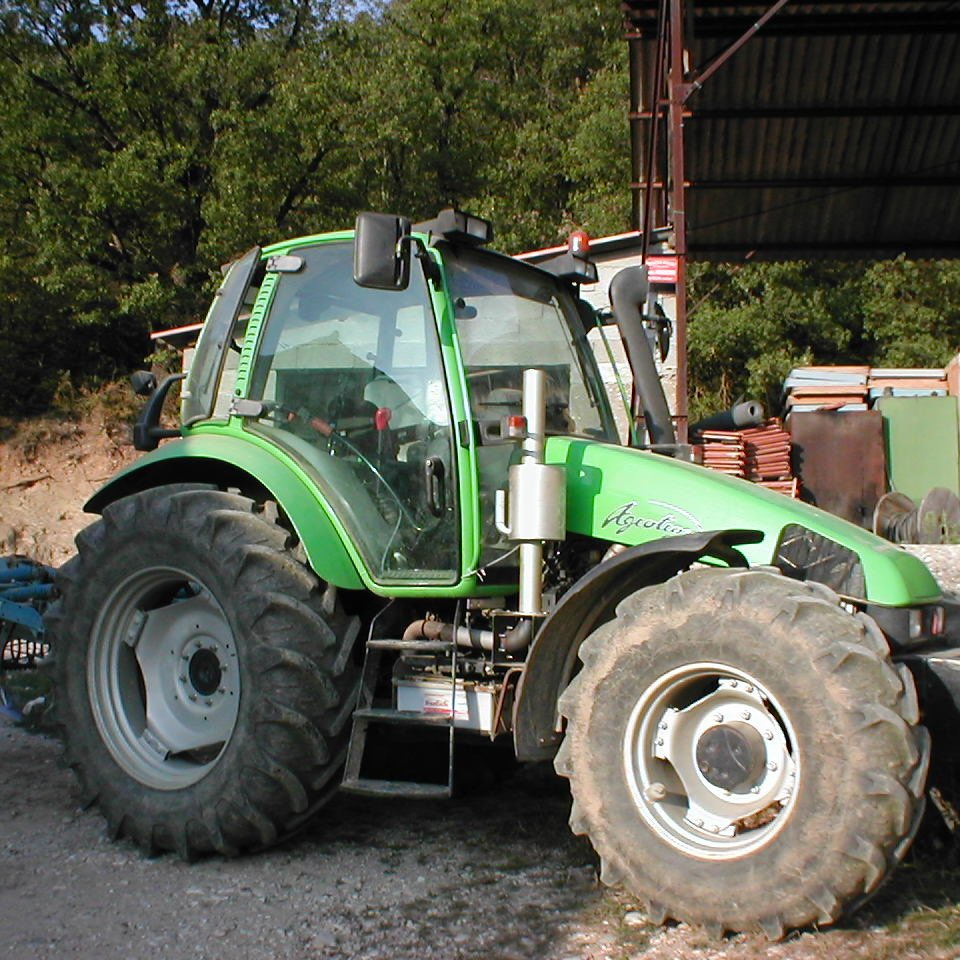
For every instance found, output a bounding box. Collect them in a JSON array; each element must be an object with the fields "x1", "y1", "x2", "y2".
[{"x1": 609, "y1": 266, "x2": 676, "y2": 447}]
